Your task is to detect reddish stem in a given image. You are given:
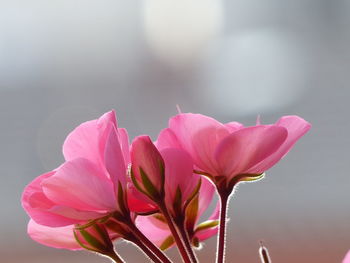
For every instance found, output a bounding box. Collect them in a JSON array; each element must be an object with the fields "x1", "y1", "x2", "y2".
[
  {"x1": 159, "y1": 203, "x2": 192, "y2": 263},
  {"x1": 176, "y1": 219, "x2": 198, "y2": 263},
  {"x1": 128, "y1": 222, "x2": 172, "y2": 263},
  {"x1": 216, "y1": 193, "x2": 229, "y2": 263}
]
